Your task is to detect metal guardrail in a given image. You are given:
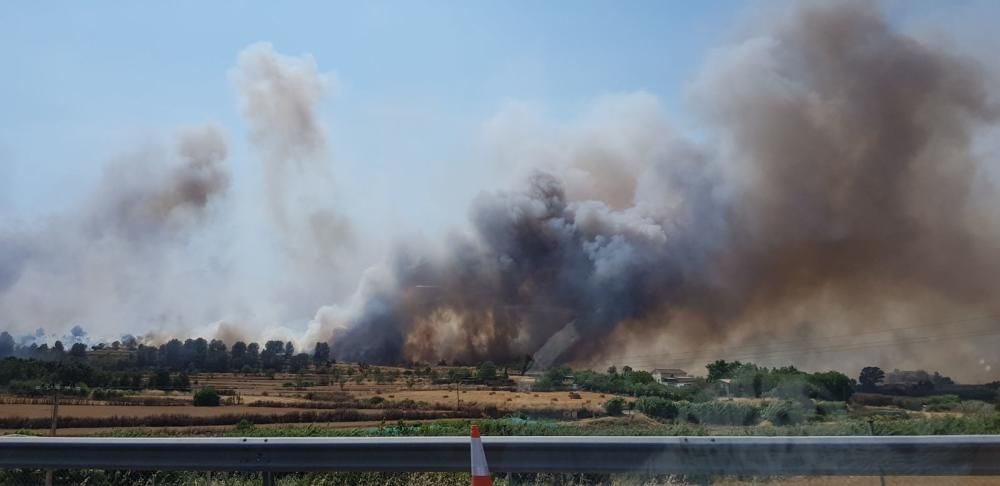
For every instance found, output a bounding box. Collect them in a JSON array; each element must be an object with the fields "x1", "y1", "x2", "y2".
[{"x1": 1, "y1": 435, "x2": 998, "y2": 476}]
